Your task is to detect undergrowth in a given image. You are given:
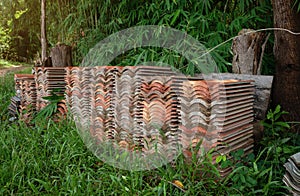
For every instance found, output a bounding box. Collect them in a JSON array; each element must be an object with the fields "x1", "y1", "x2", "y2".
[
  {"x1": 58, "y1": 0, "x2": 275, "y2": 74},
  {"x1": 1, "y1": 72, "x2": 299, "y2": 195}
]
